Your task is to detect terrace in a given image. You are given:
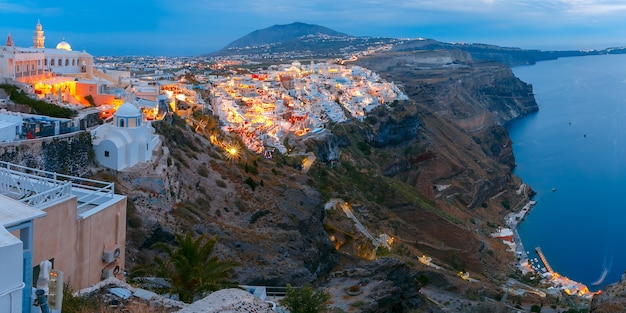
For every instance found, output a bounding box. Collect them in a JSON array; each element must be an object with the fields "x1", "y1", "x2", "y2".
[{"x1": 0, "y1": 161, "x2": 116, "y2": 218}]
